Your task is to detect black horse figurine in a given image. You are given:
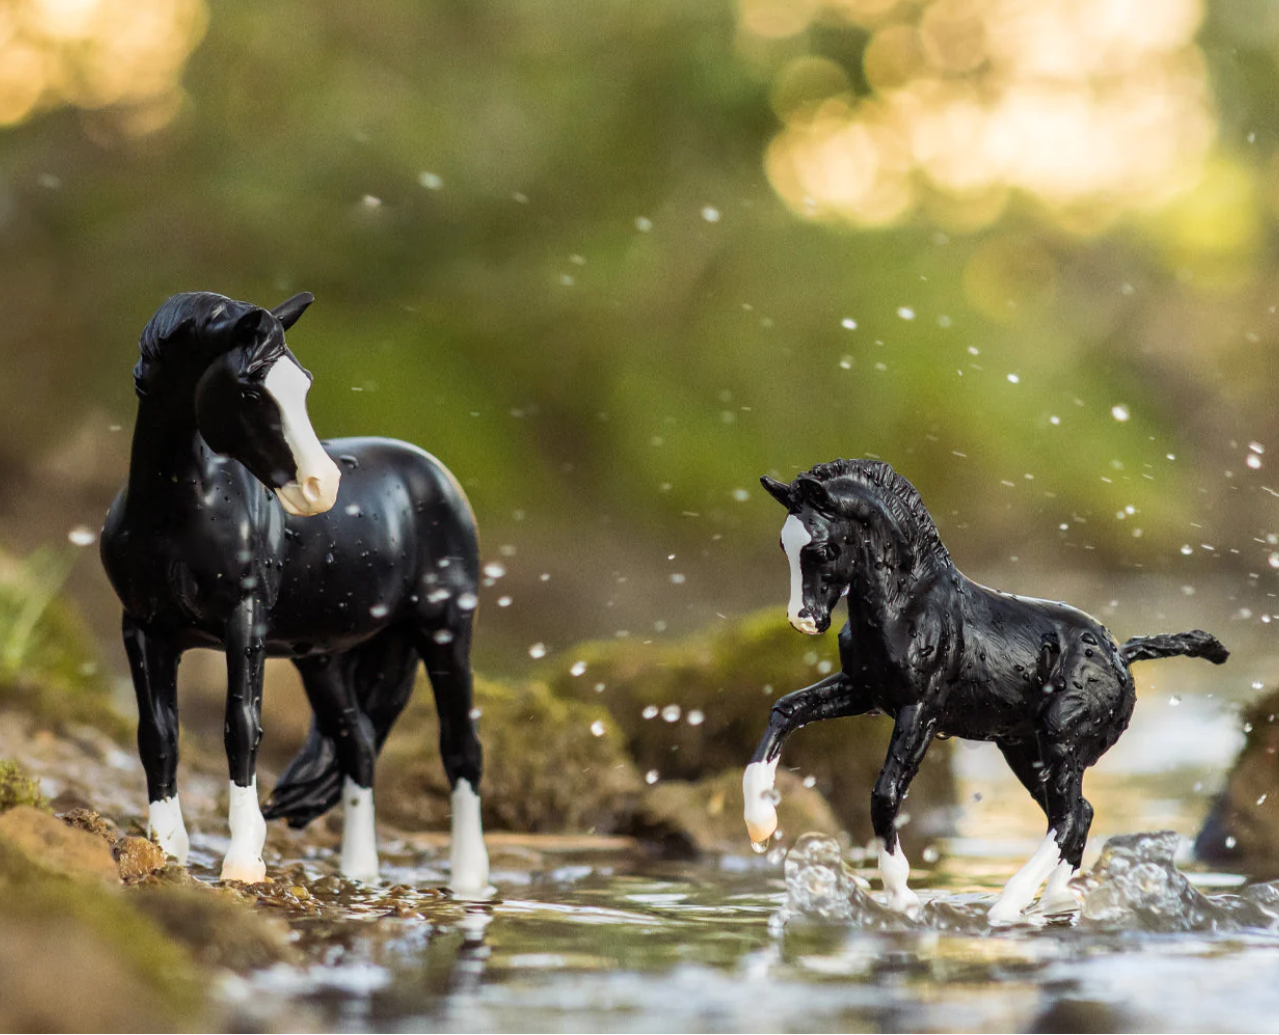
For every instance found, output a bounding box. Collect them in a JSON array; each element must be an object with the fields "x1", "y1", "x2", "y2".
[
  {"x1": 101, "y1": 291, "x2": 488, "y2": 892},
  {"x1": 744, "y1": 459, "x2": 1228, "y2": 922}
]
